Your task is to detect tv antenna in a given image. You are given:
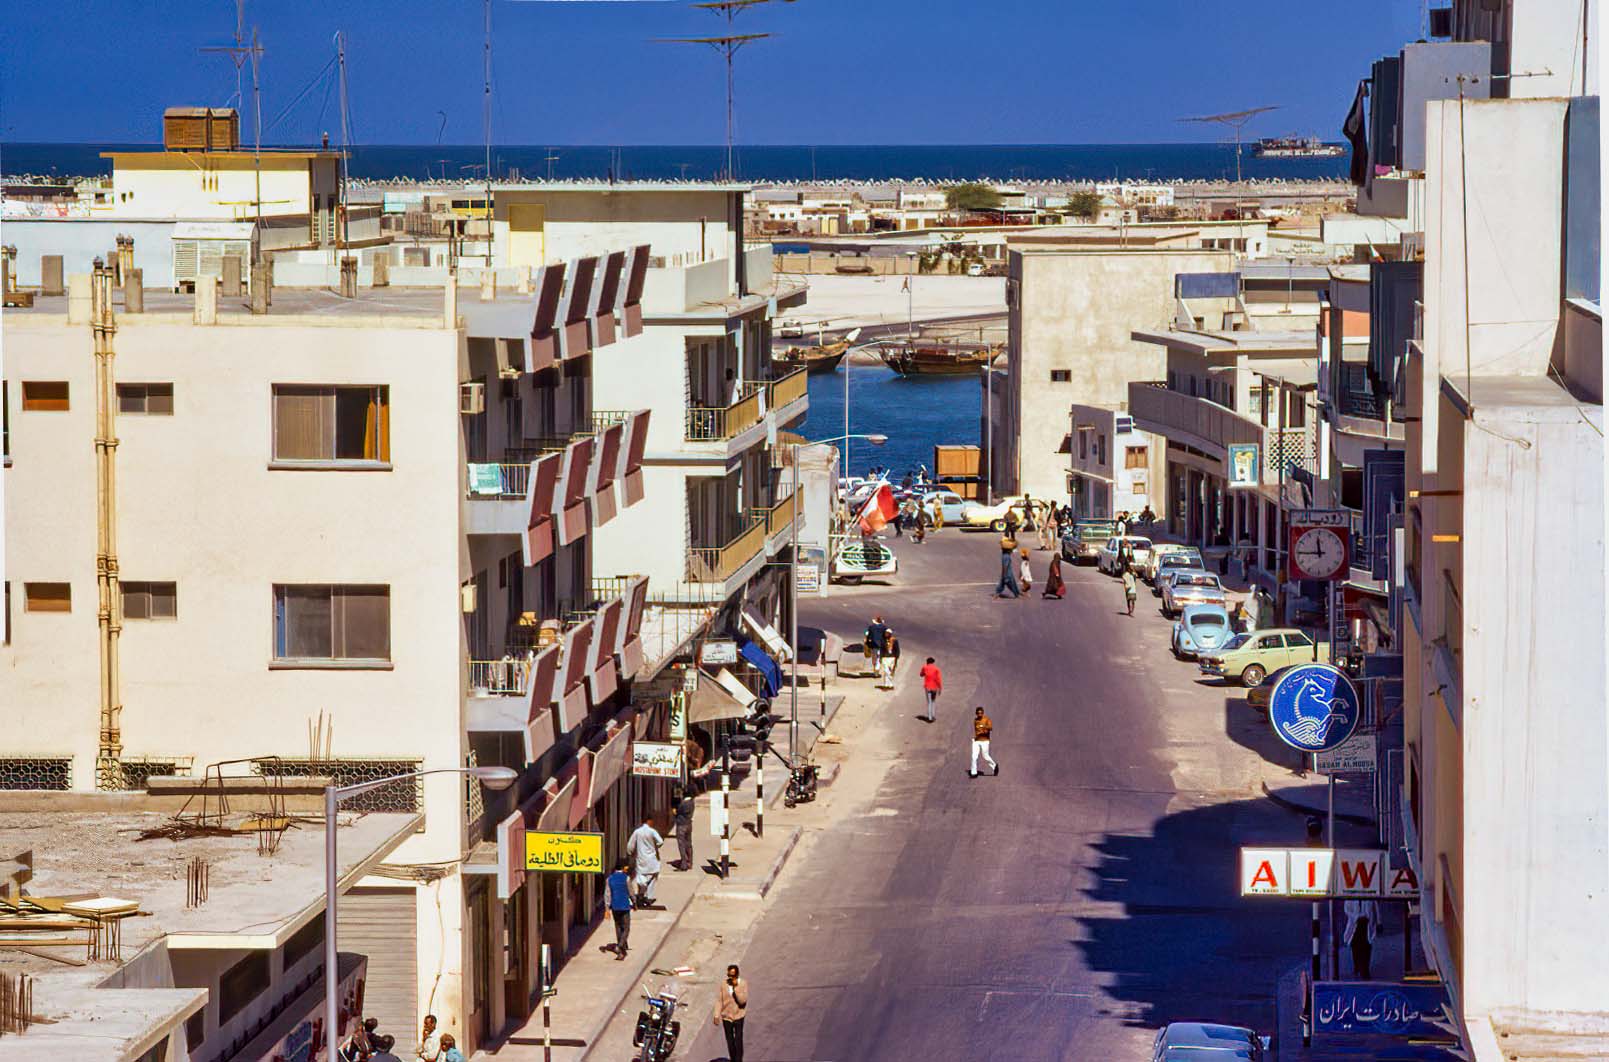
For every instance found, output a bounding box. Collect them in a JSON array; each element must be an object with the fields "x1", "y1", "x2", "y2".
[
  {"x1": 201, "y1": 0, "x2": 265, "y2": 254},
  {"x1": 1178, "y1": 105, "x2": 1278, "y2": 184},
  {"x1": 658, "y1": 0, "x2": 795, "y2": 181}
]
